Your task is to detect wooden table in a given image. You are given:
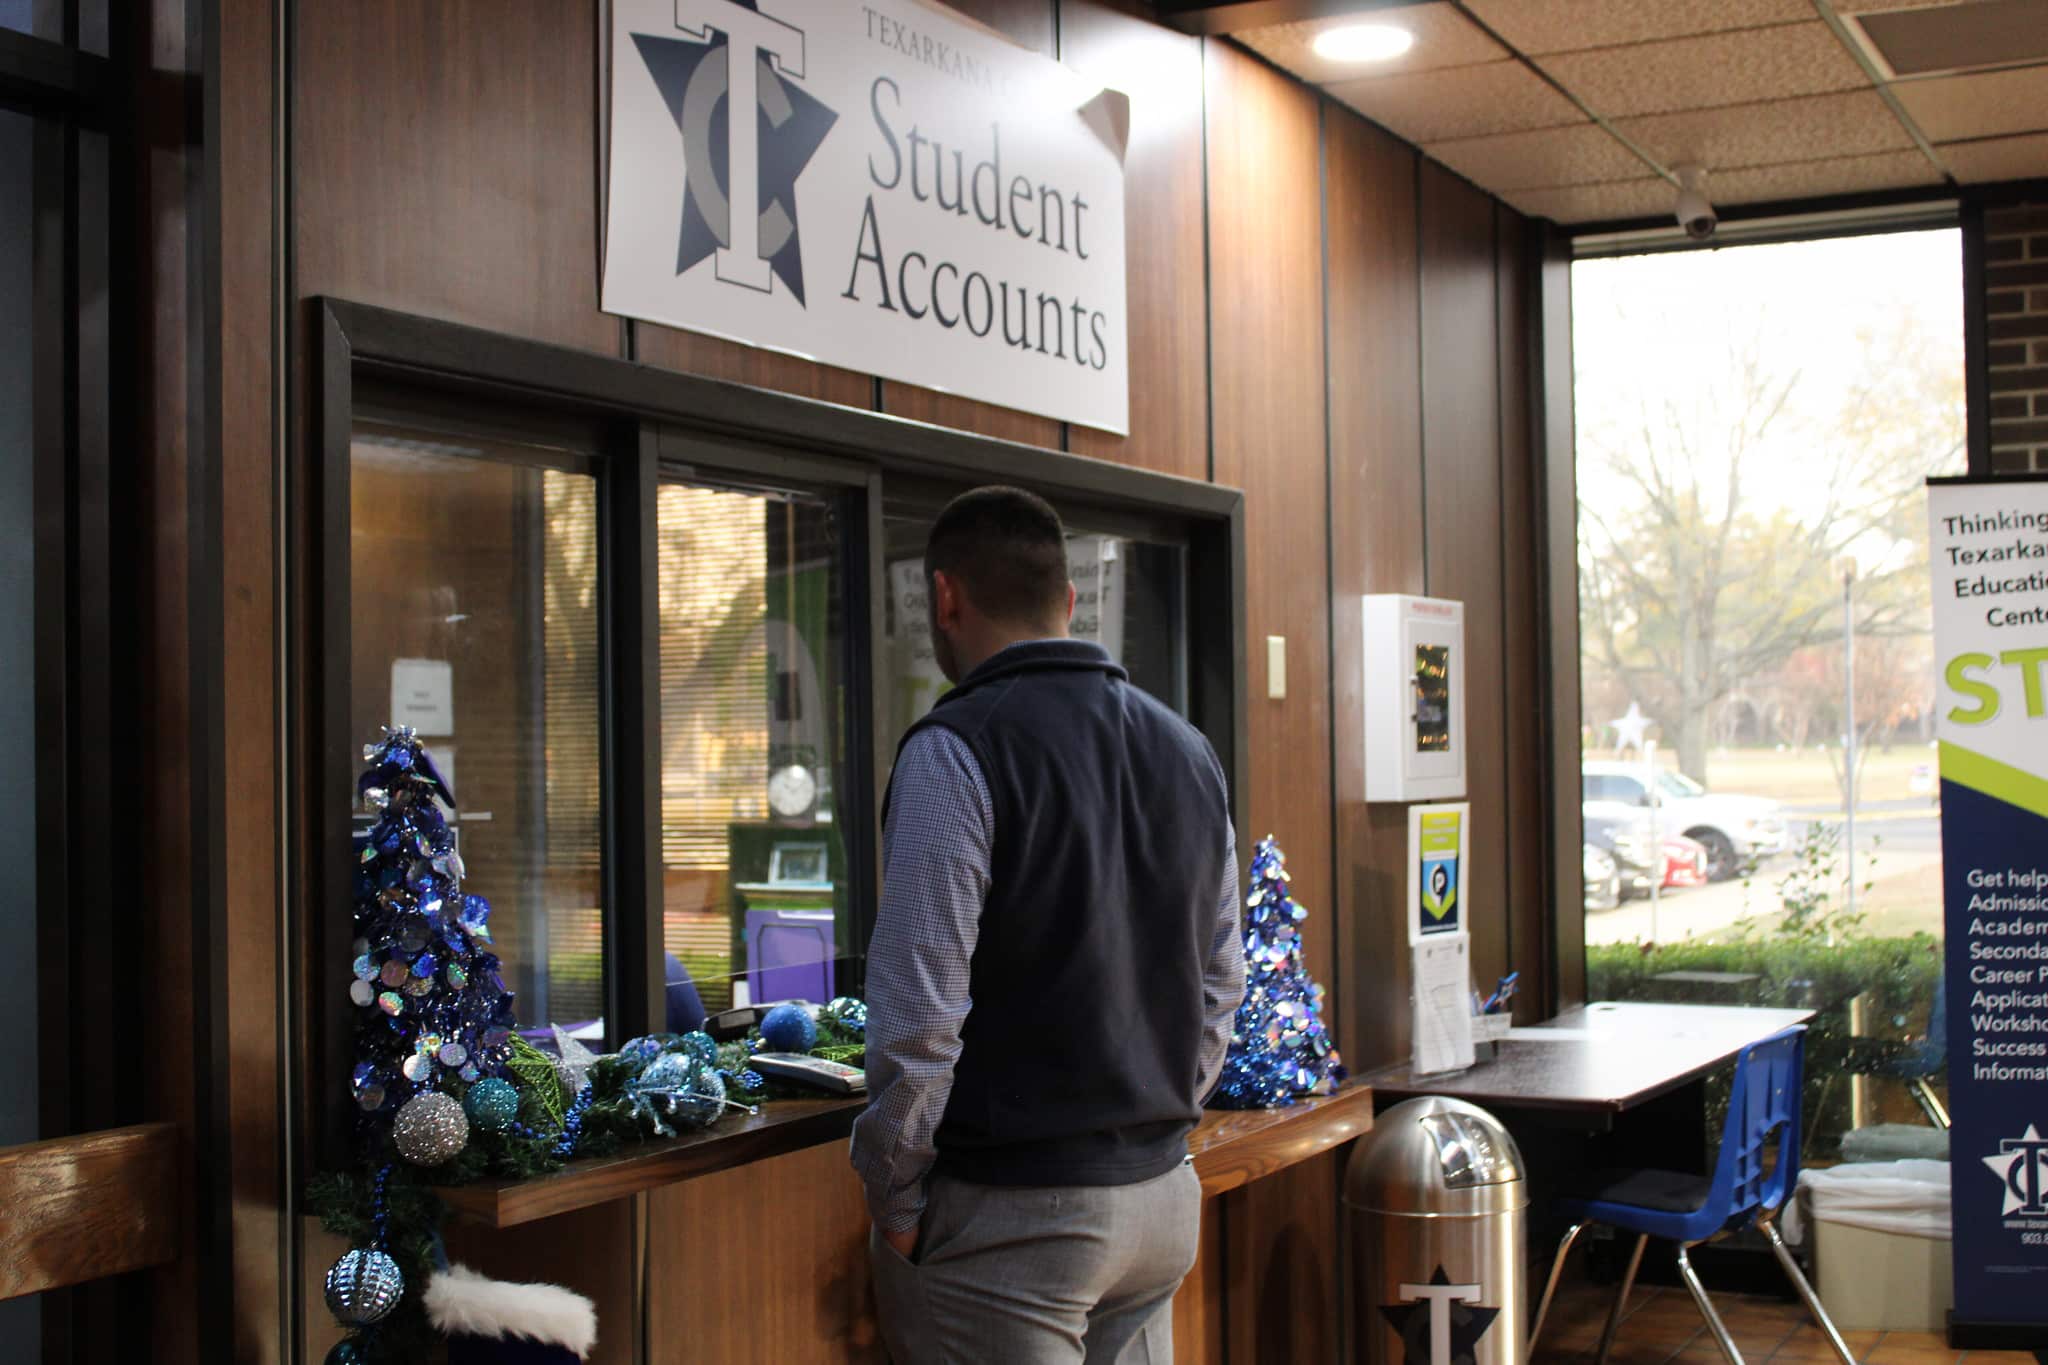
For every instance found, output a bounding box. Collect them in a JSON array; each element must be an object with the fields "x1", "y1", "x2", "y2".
[{"x1": 1363, "y1": 1001, "x2": 1814, "y2": 1127}]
